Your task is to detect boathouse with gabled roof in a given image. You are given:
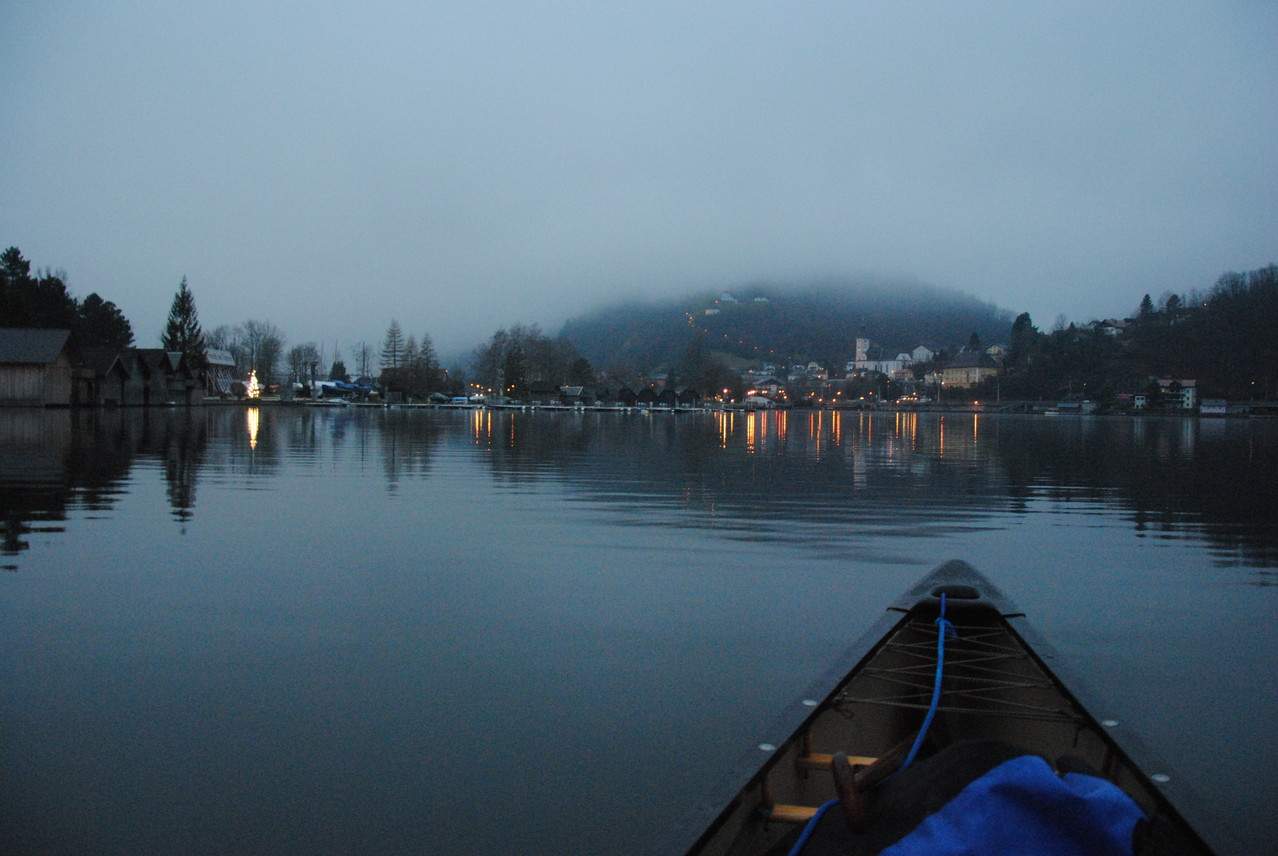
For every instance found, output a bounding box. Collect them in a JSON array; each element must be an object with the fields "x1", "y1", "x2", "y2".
[
  {"x1": 0, "y1": 328, "x2": 88, "y2": 406},
  {"x1": 122, "y1": 349, "x2": 203, "y2": 406},
  {"x1": 80, "y1": 349, "x2": 131, "y2": 406}
]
